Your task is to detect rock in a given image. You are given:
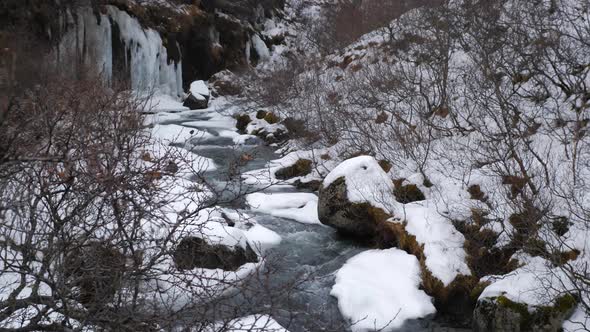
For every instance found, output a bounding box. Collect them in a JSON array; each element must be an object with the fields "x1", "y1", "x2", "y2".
[
  {"x1": 275, "y1": 159, "x2": 313, "y2": 180},
  {"x1": 236, "y1": 114, "x2": 251, "y2": 133},
  {"x1": 318, "y1": 177, "x2": 389, "y2": 238},
  {"x1": 318, "y1": 156, "x2": 395, "y2": 239},
  {"x1": 473, "y1": 295, "x2": 576, "y2": 332},
  {"x1": 183, "y1": 80, "x2": 210, "y2": 110},
  {"x1": 173, "y1": 236, "x2": 257, "y2": 271}
]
